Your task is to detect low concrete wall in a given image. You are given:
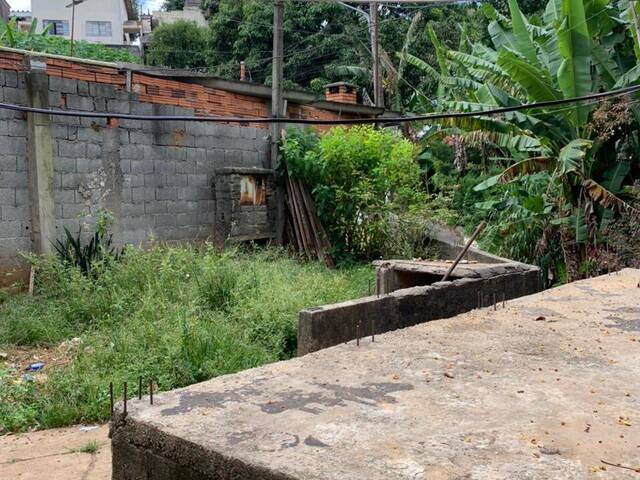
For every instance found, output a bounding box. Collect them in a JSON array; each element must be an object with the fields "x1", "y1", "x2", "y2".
[{"x1": 297, "y1": 263, "x2": 540, "y2": 356}]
